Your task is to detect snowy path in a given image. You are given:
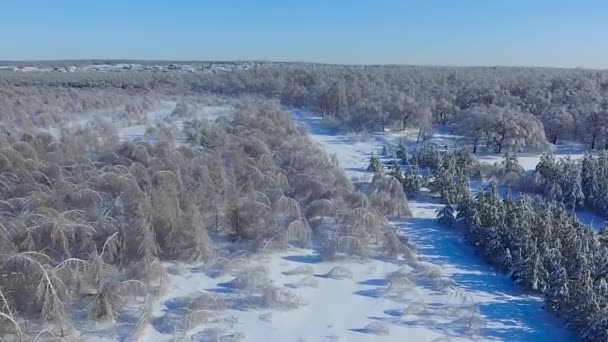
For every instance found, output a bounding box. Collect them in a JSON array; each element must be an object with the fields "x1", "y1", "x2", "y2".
[{"x1": 289, "y1": 109, "x2": 576, "y2": 342}]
